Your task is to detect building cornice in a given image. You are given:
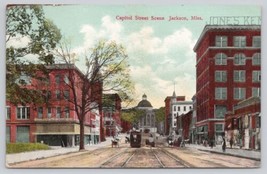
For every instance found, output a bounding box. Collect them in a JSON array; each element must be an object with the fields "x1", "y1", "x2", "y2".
[
  {"x1": 195, "y1": 118, "x2": 225, "y2": 126},
  {"x1": 194, "y1": 25, "x2": 261, "y2": 52}
]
